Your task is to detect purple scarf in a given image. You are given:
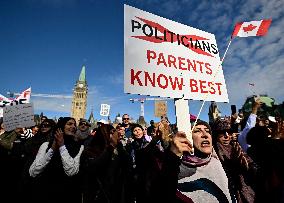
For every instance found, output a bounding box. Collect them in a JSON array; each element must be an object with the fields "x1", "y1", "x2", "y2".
[{"x1": 181, "y1": 153, "x2": 212, "y2": 167}]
